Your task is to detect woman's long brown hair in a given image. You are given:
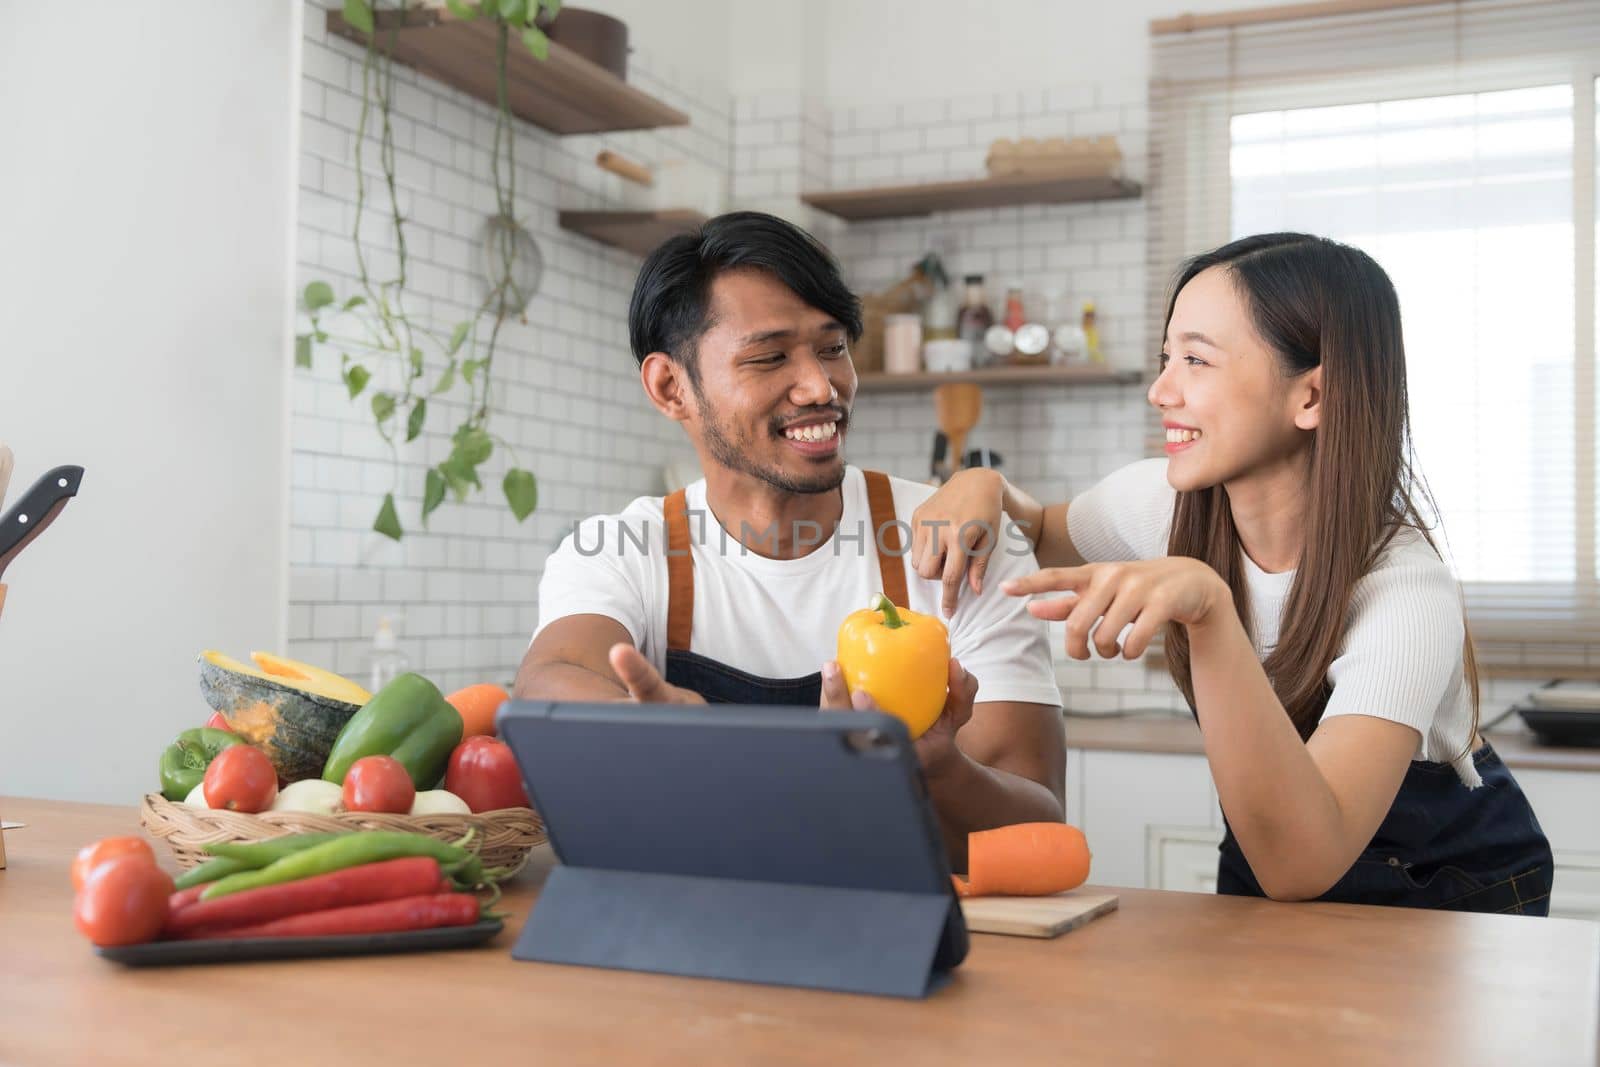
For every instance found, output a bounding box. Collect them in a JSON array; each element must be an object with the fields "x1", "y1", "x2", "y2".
[{"x1": 1162, "y1": 234, "x2": 1480, "y2": 750}]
